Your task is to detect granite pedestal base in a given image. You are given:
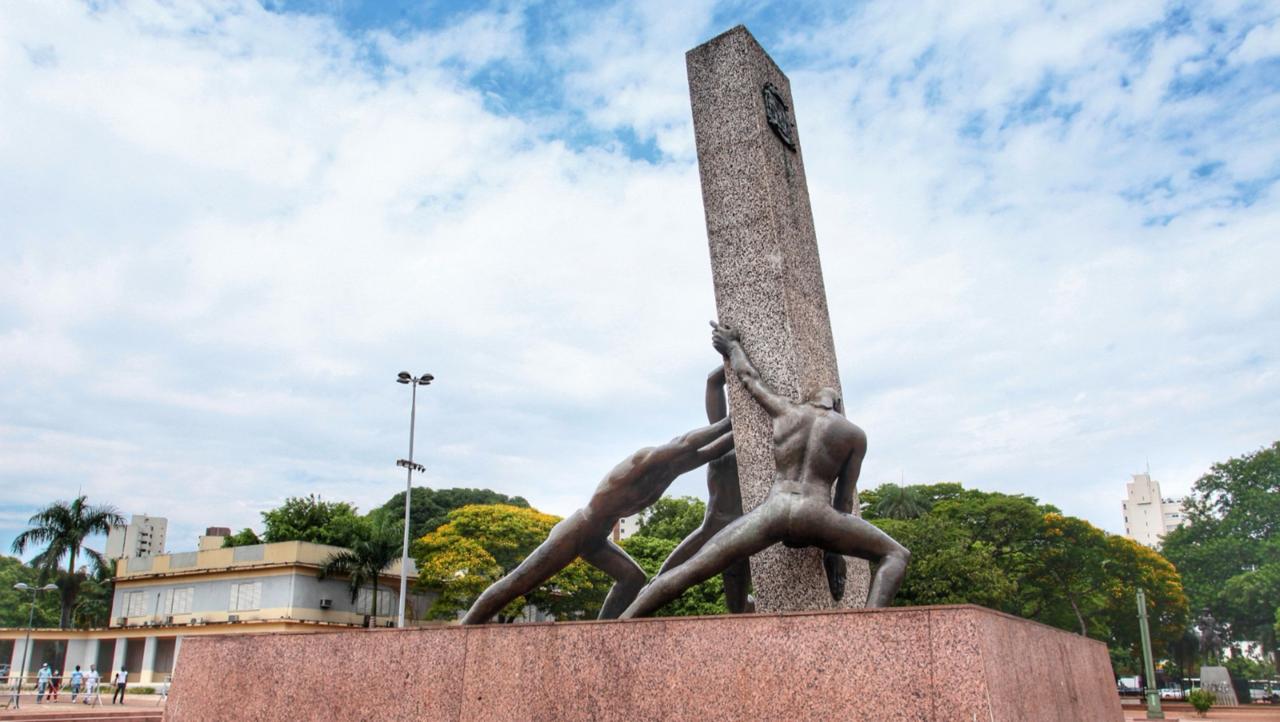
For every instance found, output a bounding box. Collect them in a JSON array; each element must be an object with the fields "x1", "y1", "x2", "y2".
[{"x1": 165, "y1": 605, "x2": 1122, "y2": 721}]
